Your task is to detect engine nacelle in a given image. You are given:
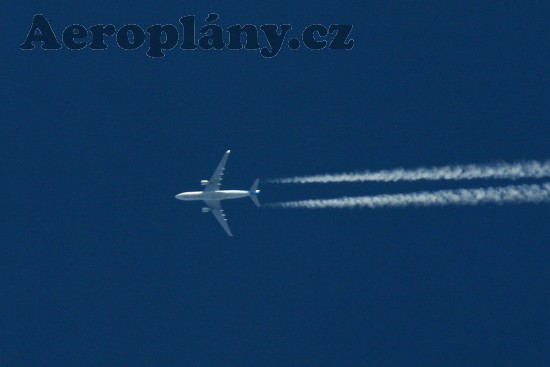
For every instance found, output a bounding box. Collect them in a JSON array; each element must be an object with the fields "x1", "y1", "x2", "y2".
[
  {"x1": 202, "y1": 207, "x2": 211, "y2": 213},
  {"x1": 201, "y1": 180, "x2": 209, "y2": 186}
]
